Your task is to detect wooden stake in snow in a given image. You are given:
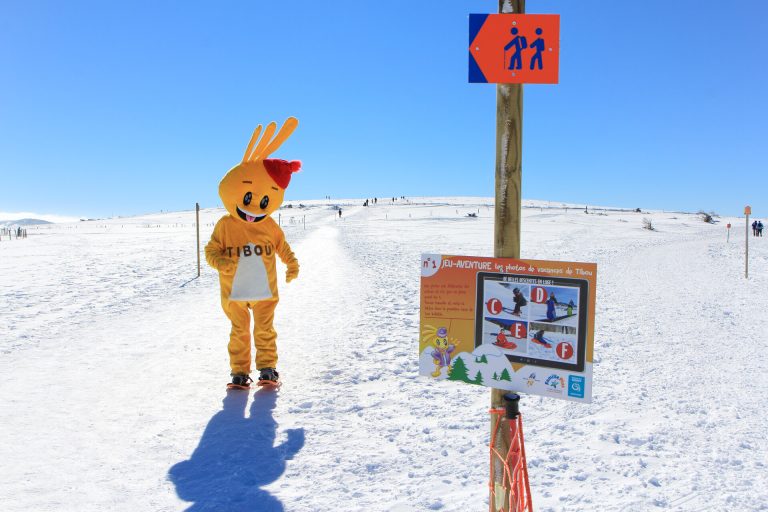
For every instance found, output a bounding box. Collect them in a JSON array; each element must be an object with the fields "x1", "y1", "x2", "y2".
[
  {"x1": 745, "y1": 205, "x2": 751, "y2": 279},
  {"x1": 196, "y1": 203, "x2": 201, "y2": 278},
  {"x1": 492, "y1": 0, "x2": 525, "y2": 508}
]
